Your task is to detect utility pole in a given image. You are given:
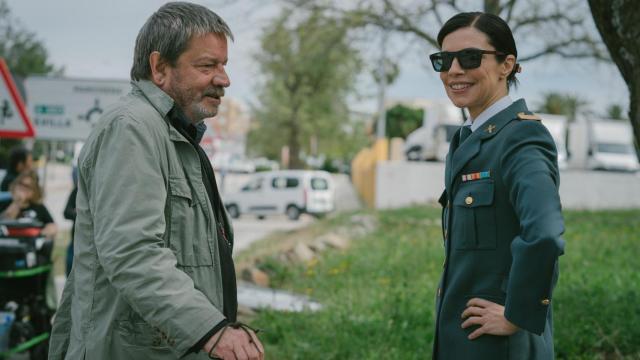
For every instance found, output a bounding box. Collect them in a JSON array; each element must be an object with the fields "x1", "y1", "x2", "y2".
[{"x1": 375, "y1": 26, "x2": 388, "y2": 139}]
